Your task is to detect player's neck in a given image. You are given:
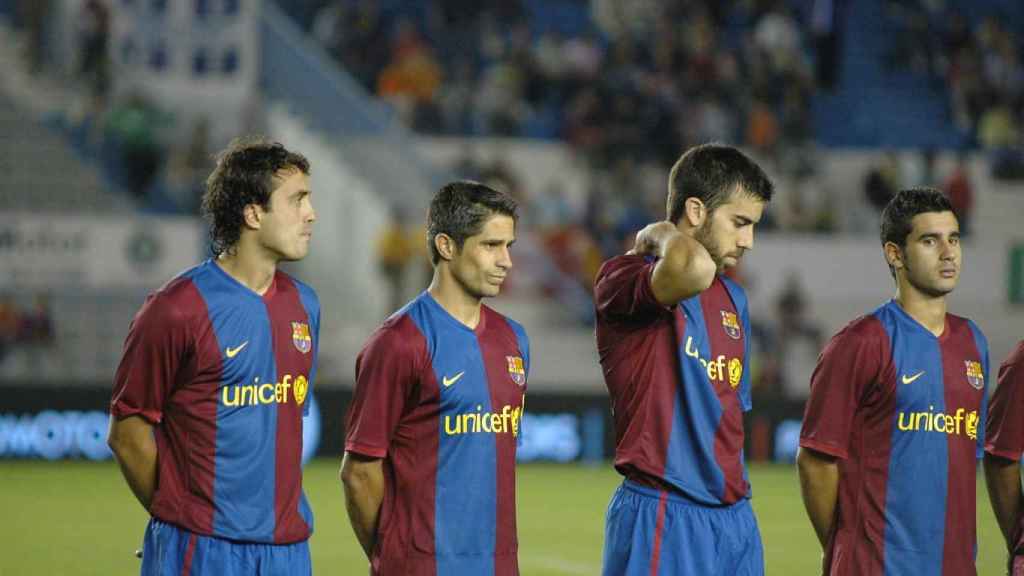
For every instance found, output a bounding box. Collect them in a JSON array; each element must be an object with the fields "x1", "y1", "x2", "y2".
[
  {"x1": 215, "y1": 247, "x2": 277, "y2": 296},
  {"x1": 894, "y1": 287, "x2": 947, "y2": 337},
  {"x1": 427, "y1": 272, "x2": 482, "y2": 330}
]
